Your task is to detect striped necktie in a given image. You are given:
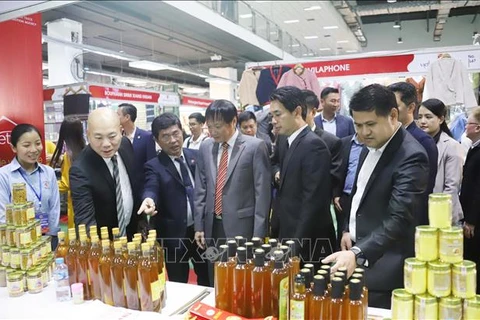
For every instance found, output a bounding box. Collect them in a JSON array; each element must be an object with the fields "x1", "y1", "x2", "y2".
[
  {"x1": 111, "y1": 155, "x2": 126, "y2": 236},
  {"x1": 214, "y1": 142, "x2": 229, "y2": 216}
]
